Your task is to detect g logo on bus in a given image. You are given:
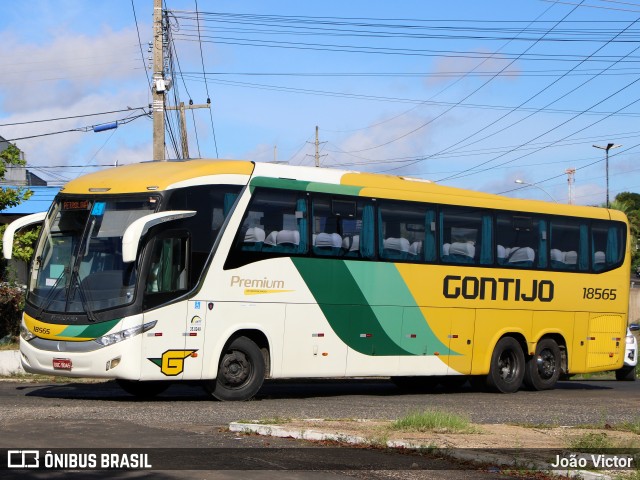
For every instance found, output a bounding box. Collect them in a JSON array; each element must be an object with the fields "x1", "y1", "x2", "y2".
[{"x1": 148, "y1": 349, "x2": 198, "y2": 376}]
